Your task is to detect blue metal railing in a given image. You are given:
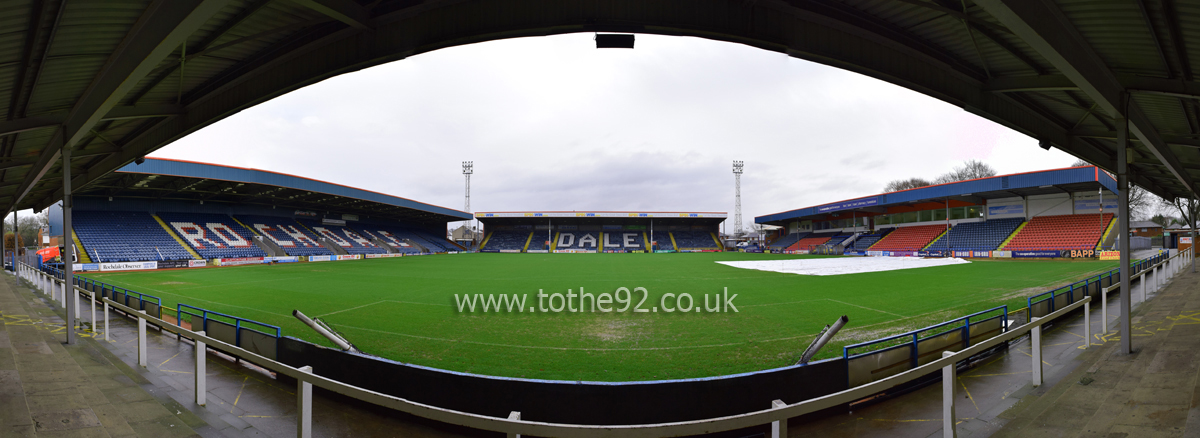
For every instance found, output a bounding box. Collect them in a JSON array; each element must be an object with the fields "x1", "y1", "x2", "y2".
[
  {"x1": 177, "y1": 303, "x2": 281, "y2": 350},
  {"x1": 843, "y1": 305, "x2": 1008, "y2": 367}
]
